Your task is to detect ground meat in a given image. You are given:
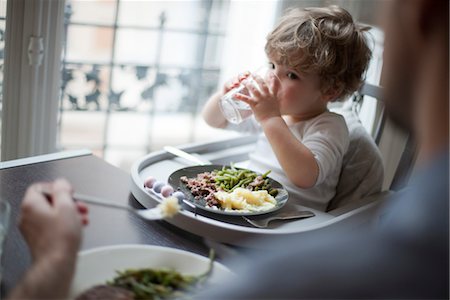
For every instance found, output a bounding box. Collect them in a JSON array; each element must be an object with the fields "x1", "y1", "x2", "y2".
[
  {"x1": 76, "y1": 285, "x2": 134, "y2": 300},
  {"x1": 247, "y1": 175, "x2": 265, "y2": 190},
  {"x1": 180, "y1": 172, "x2": 220, "y2": 207}
]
